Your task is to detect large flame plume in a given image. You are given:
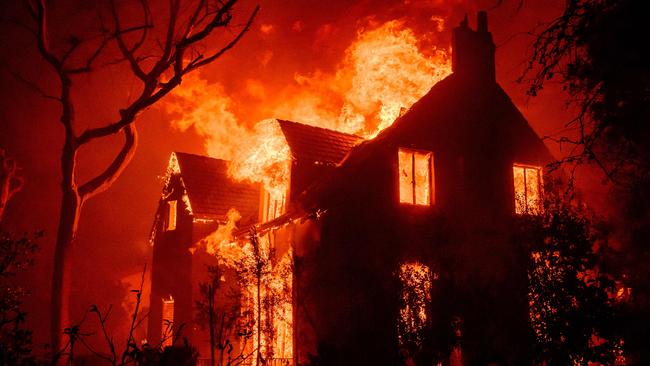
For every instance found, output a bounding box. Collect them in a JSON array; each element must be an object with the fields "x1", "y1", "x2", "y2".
[{"x1": 164, "y1": 19, "x2": 451, "y2": 193}]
